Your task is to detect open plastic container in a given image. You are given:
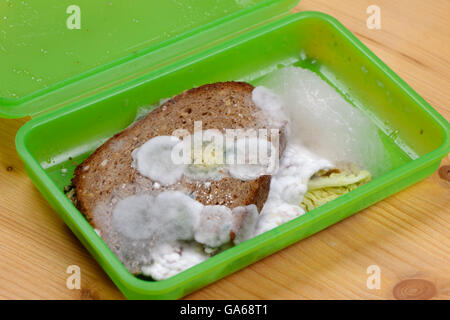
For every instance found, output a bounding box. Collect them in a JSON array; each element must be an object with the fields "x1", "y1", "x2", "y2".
[{"x1": 3, "y1": 0, "x2": 449, "y2": 299}]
